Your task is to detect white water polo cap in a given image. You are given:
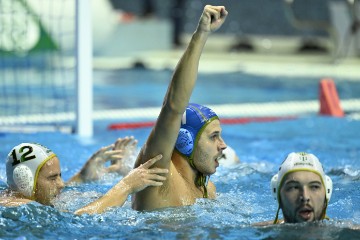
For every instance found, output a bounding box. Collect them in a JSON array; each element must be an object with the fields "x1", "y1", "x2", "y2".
[
  {"x1": 6, "y1": 143, "x2": 56, "y2": 199},
  {"x1": 271, "y1": 152, "x2": 333, "y2": 203}
]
